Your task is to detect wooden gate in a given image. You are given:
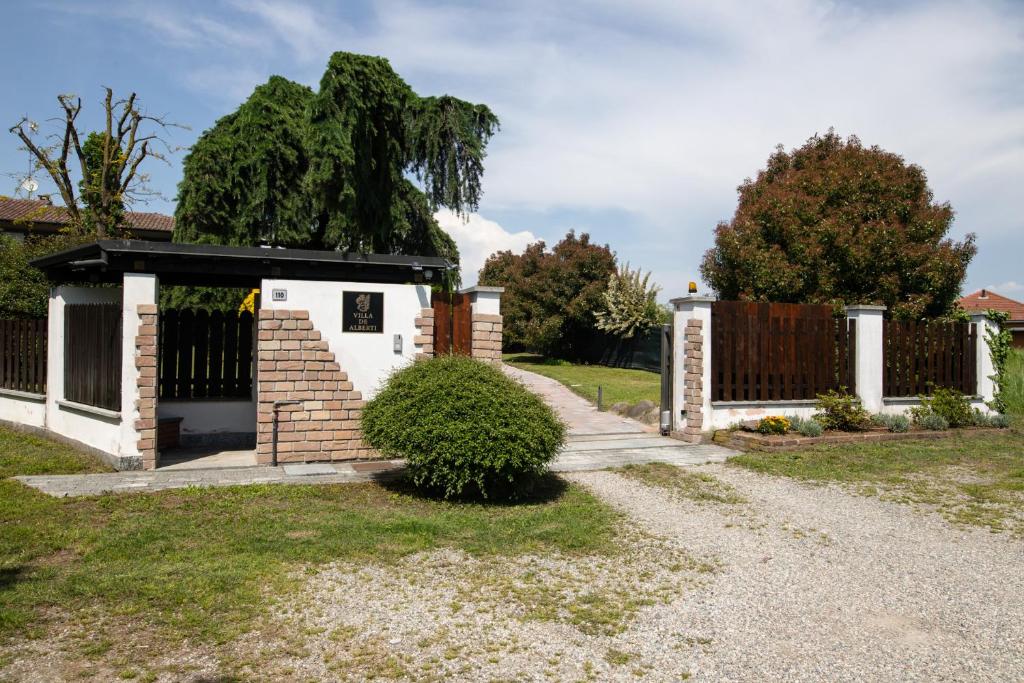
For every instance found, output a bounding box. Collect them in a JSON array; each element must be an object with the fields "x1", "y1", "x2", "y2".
[{"x1": 432, "y1": 291, "x2": 472, "y2": 356}]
